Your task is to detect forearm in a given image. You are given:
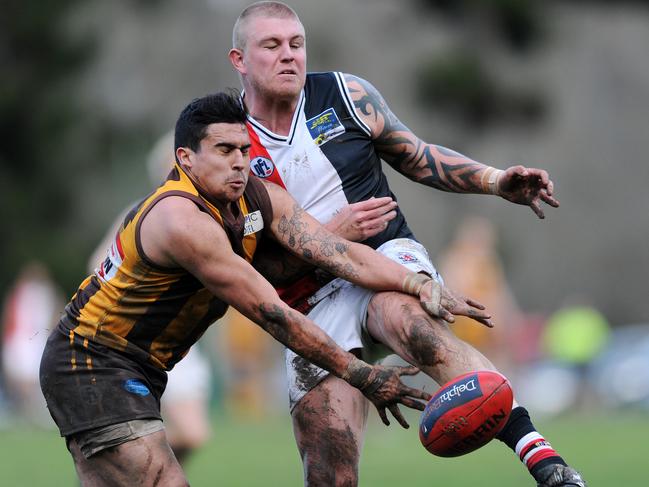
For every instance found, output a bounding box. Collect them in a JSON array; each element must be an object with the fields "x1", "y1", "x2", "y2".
[
  {"x1": 255, "y1": 301, "x2": 362, "y2": 379},
  {"x1": 344, "y1": 73, "x2": 501, "y2": 195},
  {"x1": 384, "y1": 140, "x2": 502, "y2": 195}
]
